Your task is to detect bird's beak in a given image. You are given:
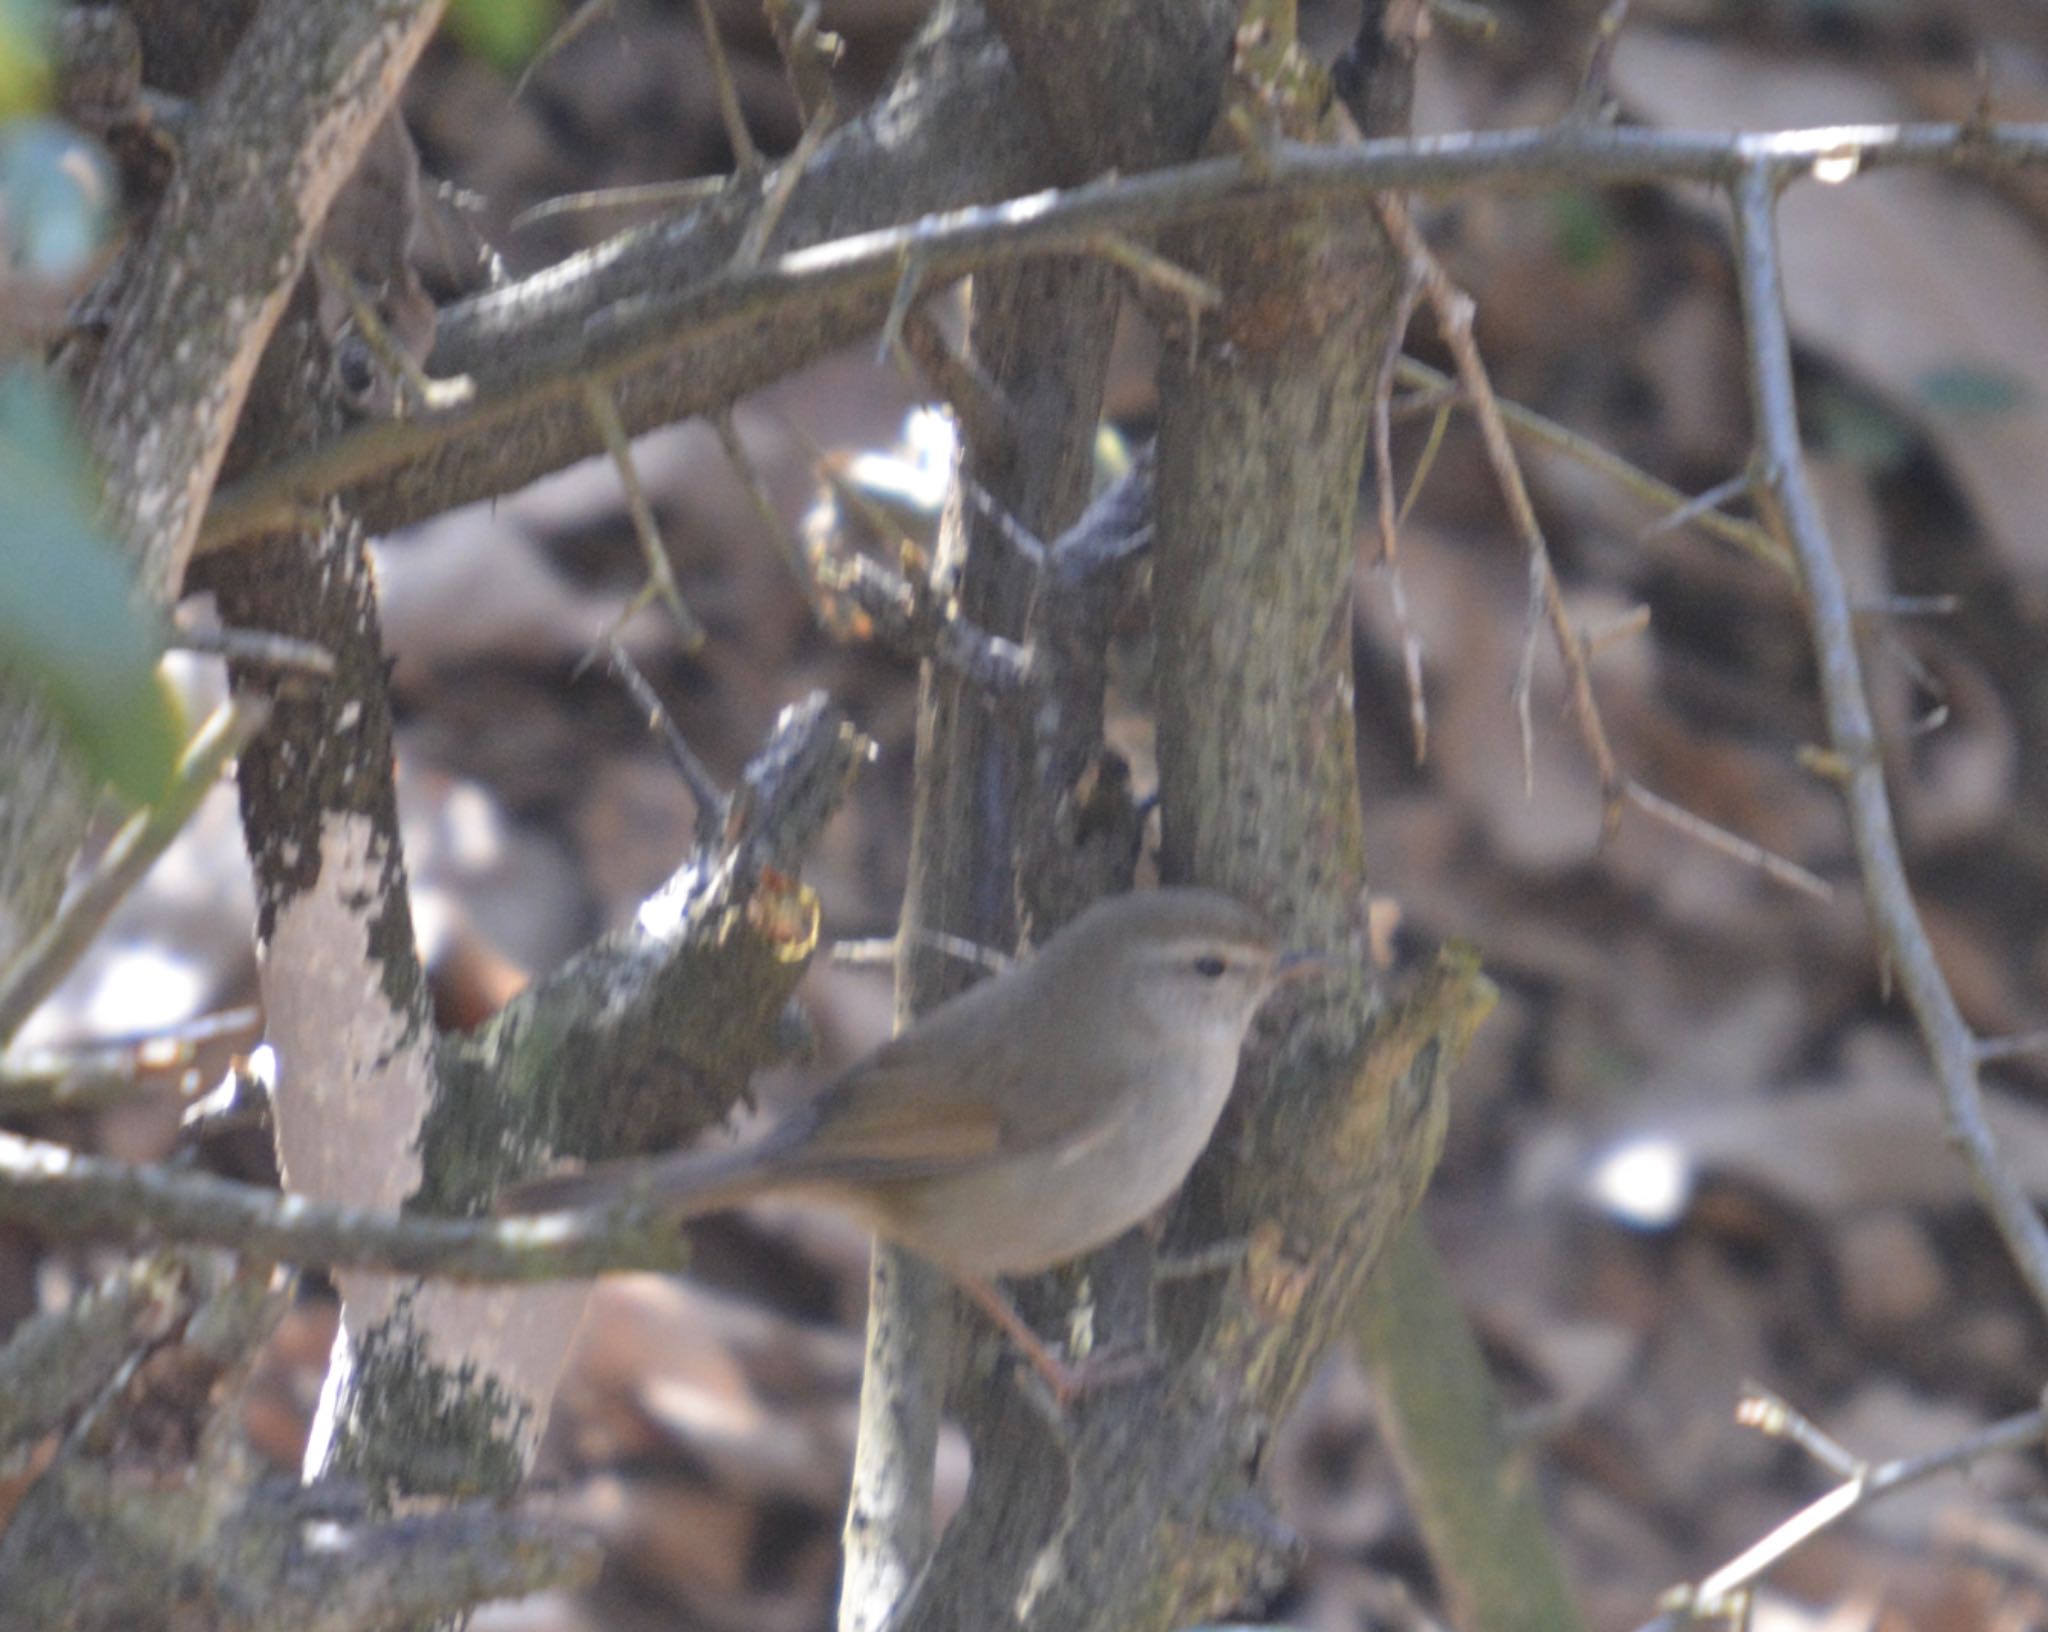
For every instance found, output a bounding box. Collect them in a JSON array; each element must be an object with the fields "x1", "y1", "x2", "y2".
[{"x1": 1273, "y1": 948, "x2": 1329, "y2": 983}]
